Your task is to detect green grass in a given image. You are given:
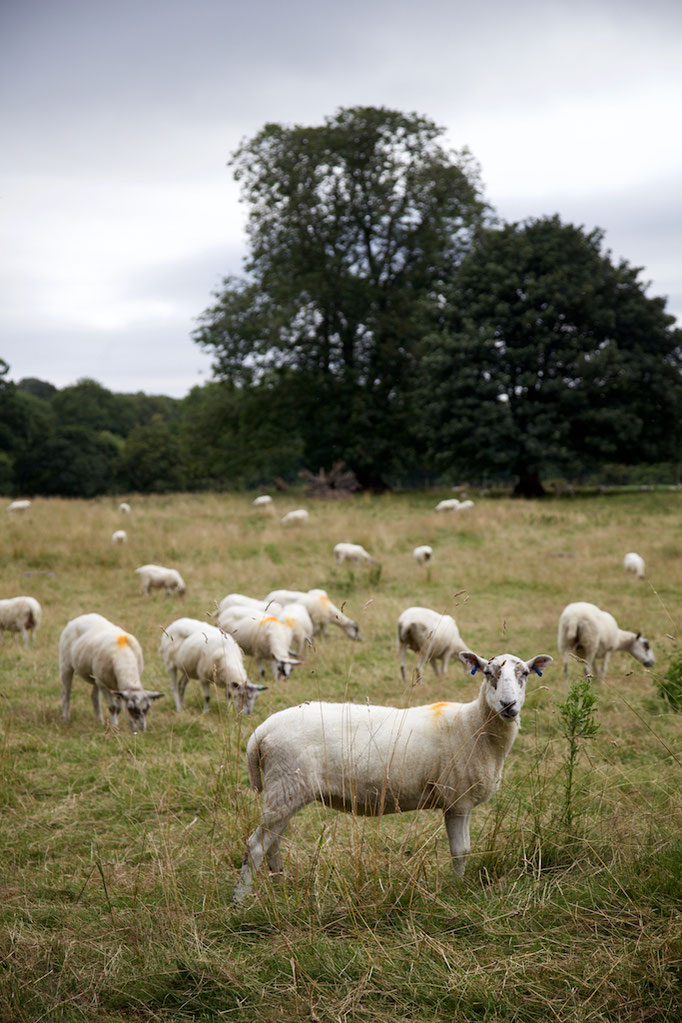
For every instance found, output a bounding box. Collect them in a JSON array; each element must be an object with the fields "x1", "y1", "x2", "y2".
[{"x1": 0, "y1": 490, "x2": 681, "y2": 1021}]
